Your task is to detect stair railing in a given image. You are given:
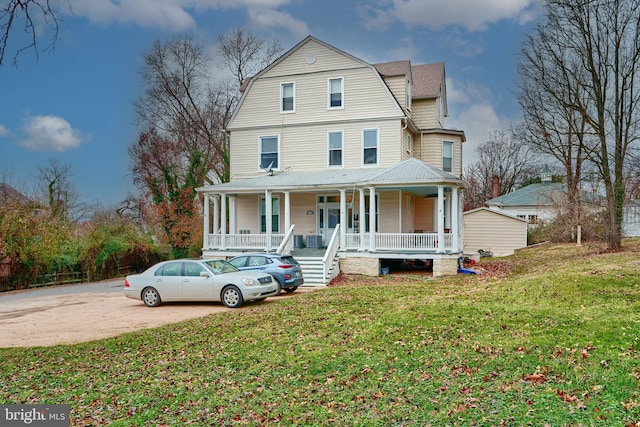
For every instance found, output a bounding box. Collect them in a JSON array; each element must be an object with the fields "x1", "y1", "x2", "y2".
[
  {"x1": 322, "y1": 224, "x2": 341, "y2": 282},
  {"x1": 276, "y1": 224, "x2": 296, "y2": 255}
]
